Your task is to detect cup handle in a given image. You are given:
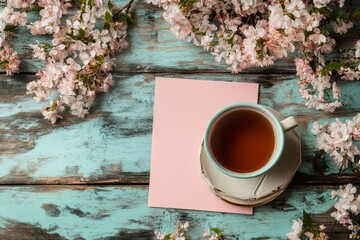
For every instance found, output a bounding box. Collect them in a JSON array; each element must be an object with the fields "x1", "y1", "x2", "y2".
[{"x1": 280, "y1": 116, "x2": 298, "y2": 132}]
